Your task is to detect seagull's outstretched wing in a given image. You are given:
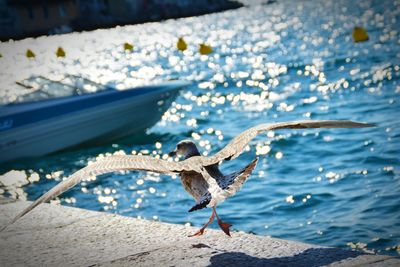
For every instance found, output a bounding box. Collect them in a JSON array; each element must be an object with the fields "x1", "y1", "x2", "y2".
[
  {"x1": 1, "y1": 155, "x2": 188, "y2": 232},
  {"x1": 202, "y1": 120, "x2": 374, "y2": 166}
]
